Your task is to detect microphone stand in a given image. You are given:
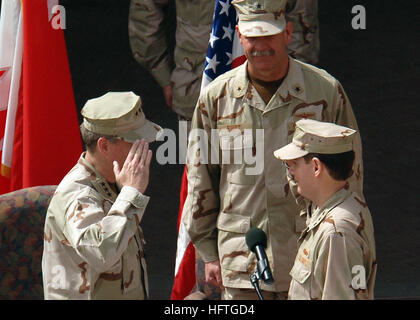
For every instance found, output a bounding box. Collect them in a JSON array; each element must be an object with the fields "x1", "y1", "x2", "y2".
[{"x1": 250, "y1": 271, "x2": 264, "y2": 300}]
